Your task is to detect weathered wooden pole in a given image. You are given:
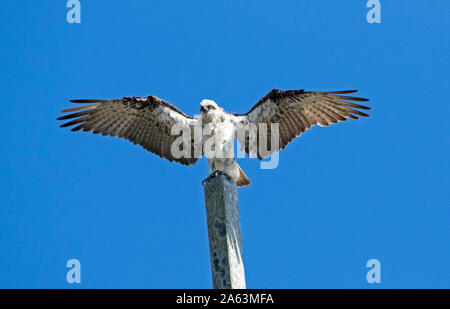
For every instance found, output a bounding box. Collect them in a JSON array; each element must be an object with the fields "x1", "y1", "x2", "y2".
[{"x1": 203, "y1": 174, "x2": 246, "y2": 289}]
